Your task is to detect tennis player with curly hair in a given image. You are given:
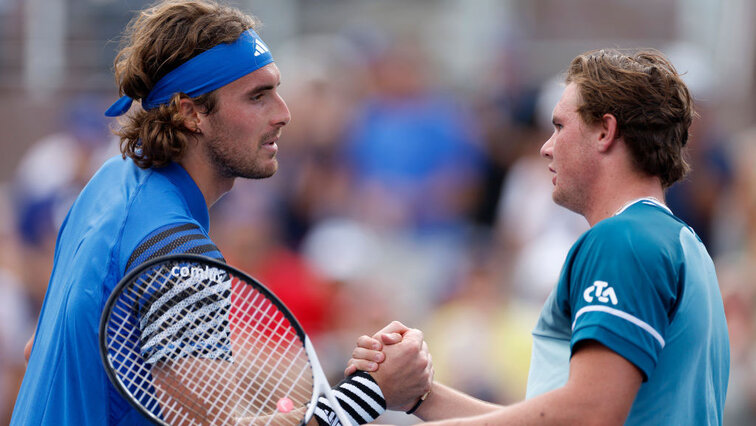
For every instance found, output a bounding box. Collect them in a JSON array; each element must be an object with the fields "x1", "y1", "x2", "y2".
[{"x1": 13, "y1": 1, "x2": 431, "y2": 424}]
